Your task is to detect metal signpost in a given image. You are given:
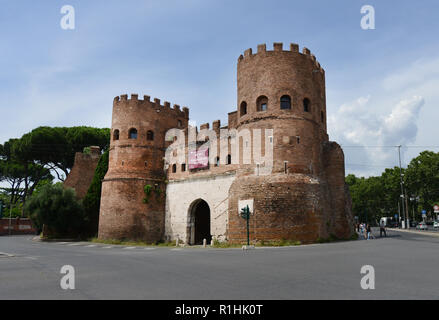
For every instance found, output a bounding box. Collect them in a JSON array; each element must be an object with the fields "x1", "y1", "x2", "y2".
[
  {"x1": 240, "y1": 205, "x2": 250, "y2": 246},
  {"x1": 9, "y1": 203, "x2": 13, "y2": 235}
]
